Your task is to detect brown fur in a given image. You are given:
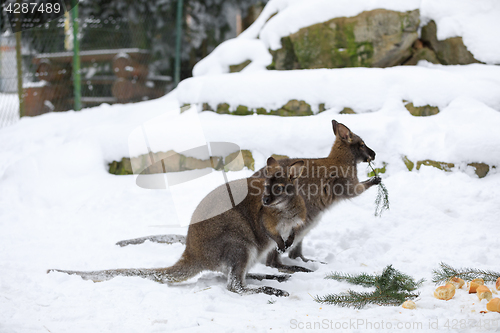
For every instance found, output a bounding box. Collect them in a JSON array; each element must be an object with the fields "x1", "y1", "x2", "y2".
[
  {"x1": 48, "y1": 157, "x2": 307, "y2": 297},
  {"x1": 253, "y1": 120, "x2": 380, "y2": 273}
]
